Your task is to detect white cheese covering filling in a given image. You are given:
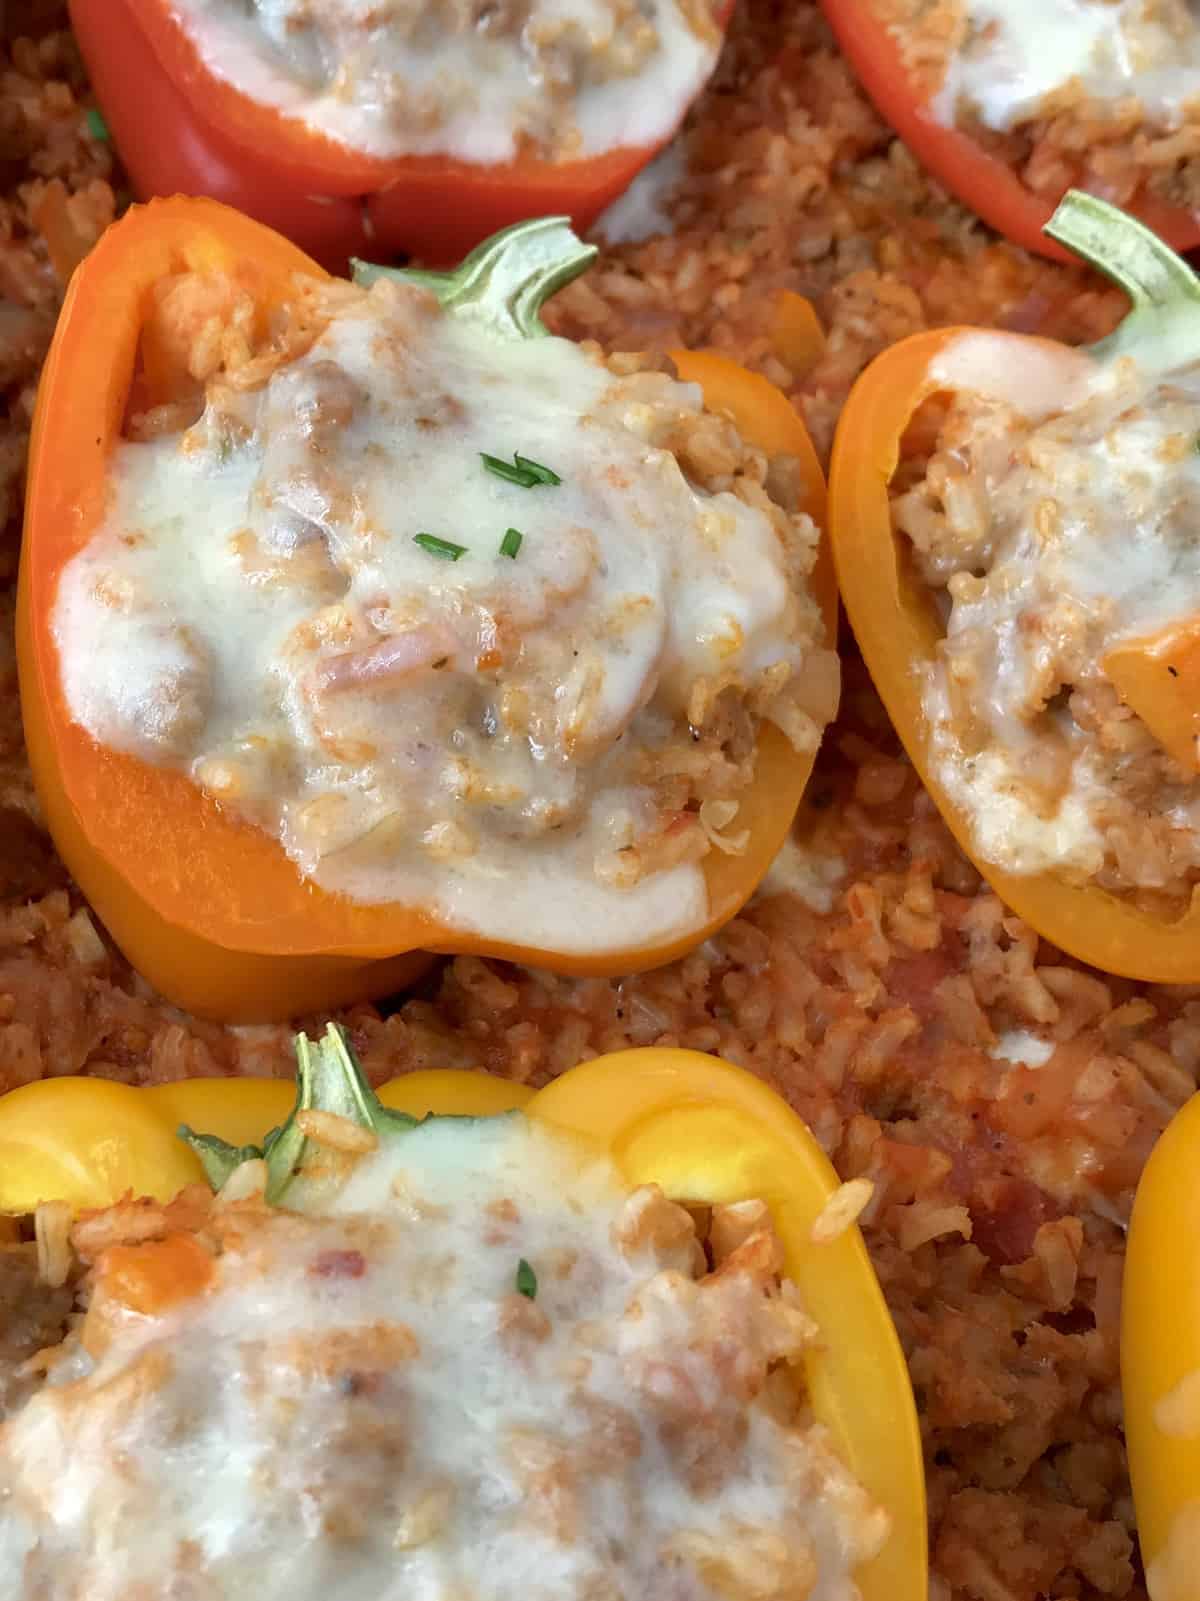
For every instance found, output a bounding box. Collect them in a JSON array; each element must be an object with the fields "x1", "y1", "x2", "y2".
[
  {"x1": 900, "y1": 333, "x2": 1200, "y2": 884},
  {"x1": 0, "y1": 1117, "x2": 887, "y2": 1599},
  {"x1": 168, "y1": 0, "x2": 723, "y2": 165},
  {"x1": 931, "y1": 0, "x2": 1200, "y2": 133},
  {"x1": 53, "y1": 277, "x2": 828, "y2": 953},
  {"x1": 593, "y1": 143, "x2": 685, "y2": 244}
]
